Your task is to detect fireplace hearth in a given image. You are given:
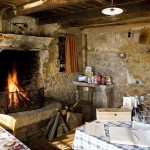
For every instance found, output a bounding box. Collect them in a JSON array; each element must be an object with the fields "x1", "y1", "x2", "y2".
[{"x1": 0, "y1": 88, "x2": 44, "y2": 114}]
